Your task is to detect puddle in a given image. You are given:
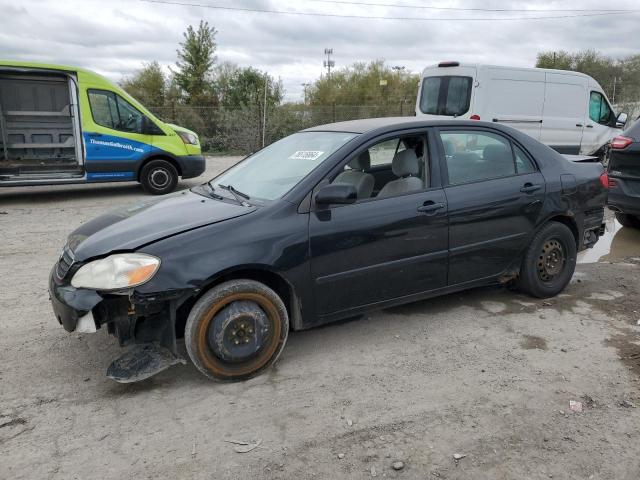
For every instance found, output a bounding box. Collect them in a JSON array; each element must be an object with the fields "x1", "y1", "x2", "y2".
[
  {"x1": 578, "y1": 217, "x2": 640, "y2": 264},
  {"x1": 521, "y1": 334, "x2": 548, "y2": 350}
]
